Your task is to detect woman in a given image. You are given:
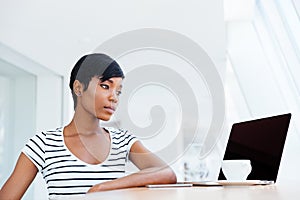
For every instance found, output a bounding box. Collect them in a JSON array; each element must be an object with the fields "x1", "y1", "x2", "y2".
[{"x1": 0, "y1": 53, "x2": 177, "y2": 199}]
